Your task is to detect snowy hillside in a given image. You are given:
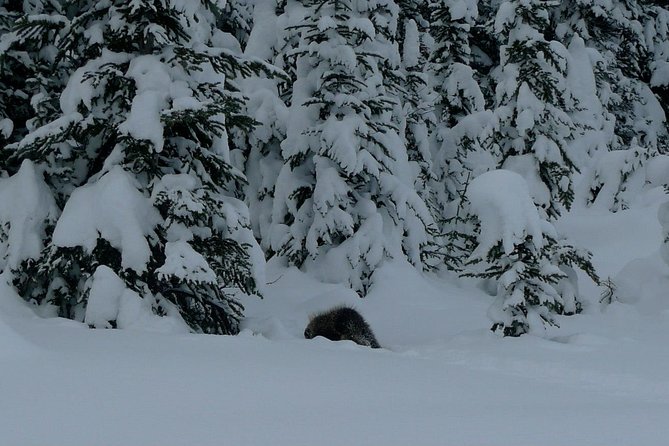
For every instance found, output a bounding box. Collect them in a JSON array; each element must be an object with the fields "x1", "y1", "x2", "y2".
[{"x1": 2, "y1": 193, "x2": 668, "y2": 446}]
